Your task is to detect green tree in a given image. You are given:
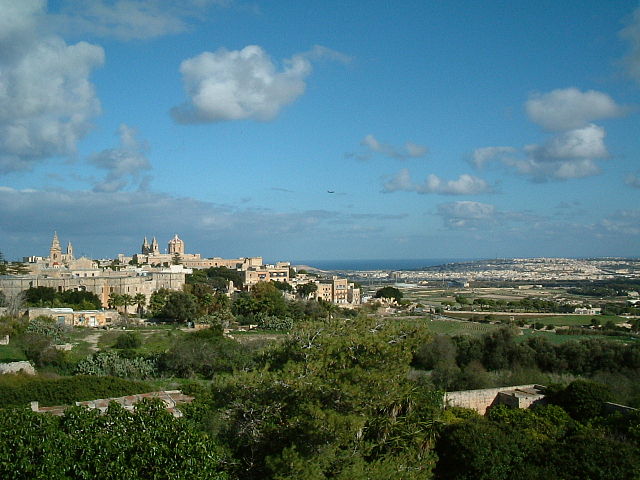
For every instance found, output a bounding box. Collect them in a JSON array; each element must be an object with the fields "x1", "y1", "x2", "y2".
[
  {"x1": 108, "y1": 292, "x2": 123, "y2": 310},
  {"x1": 161, "y1": 291, "x2": 198, "y2": 323},
  {"x1": 375, "y1": 286, "x2": 403, "y2": 302},
  {"x1": 296, "y1": 281, "x2": 318, "y2": 298},
  {"x1": 149, "y1": 288, "x2": 170, "y2": 317},
  {"x1": 0, "y1": 399, "x2": 229, "y2": 479},
  {"x1": 24, "y1": 286, "x2": 57, "y2": 307},
  {"x1": 201, "y1": 316, "x2": 439, "y2": 479},
  {"x1": 133, "y1": 293, "x2": 146, "y2": 316},
  {"x1": 120, "y1": 294, "x2": 135, "y2": 316}
]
